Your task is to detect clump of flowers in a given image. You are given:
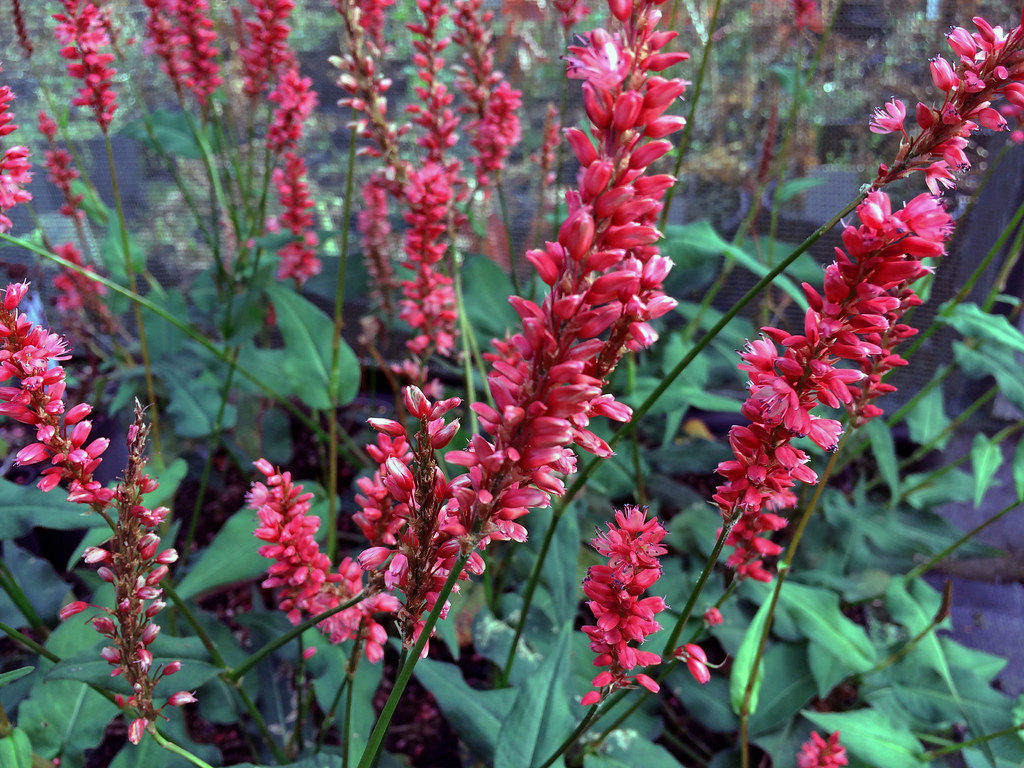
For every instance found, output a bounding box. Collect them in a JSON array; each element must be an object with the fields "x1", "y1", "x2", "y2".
[
  {"x1": 271, "y1": 152, "x2": 321, "y2": 285},
  {"x1": 714, "y1": 191, "x2": 952, "y2": 581},
  {"x1": 870, "y1": 15, "x2": 1024, "y2": 193},
  {"x1": 798, "y1": 731, "x2": 849, "y2": 768},
  {"x1": 580, "y1": 505, "x2": 667, "y2": 706},
  {"x1": 53, "y1": 0, "x2": 119, "y2": 132},
  {"x1": 250, "y1": 459, "x2": 399, "y2": 662},
  {"x1": 0, "y1": 62, "x2": 32, "y2": 233}
]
